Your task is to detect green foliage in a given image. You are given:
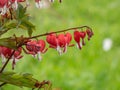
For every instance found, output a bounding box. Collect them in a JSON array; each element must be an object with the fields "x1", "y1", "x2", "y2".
[
  {"x1": 16, "y1": 4, "x2": 35, "y2": 37},
  {"x1": 0, "y1": 38, "x2": 17, "y2": 49},
  {"x1": 0, "y1": 71, "x2": 52, "y2": 90},
  {"x1": 0, "y1": 71, "x2": 37, "y2": 88},
  {"x1": 0, "y1": 4, "x2": 35, "y2": 37}
]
